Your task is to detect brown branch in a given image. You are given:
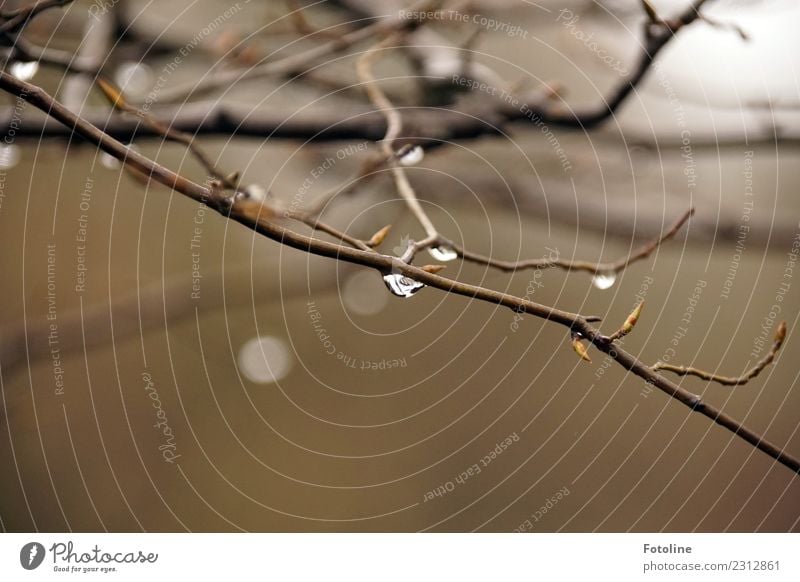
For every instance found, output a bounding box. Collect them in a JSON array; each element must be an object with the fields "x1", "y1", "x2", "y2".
[
  {"x1": 2, "y1": 70, "x2": 798, "y2": 476},
  {"x1": 0, "y1": 0, "x2": 73, "y2": 34},
  {"x1": 333, "y1": 0, "x2": 716, "y2": 130},
  {"x1": 654, "y1": 322, "x2": 787, "y2": 386},
  {"x1": 94, "y1": 77, "x2": 240, "y2": 191},
  {"x1": 526, "y1": 0, "x2": 715, "y2": 129},
  {"x1": 1, "y1": 34, "x2": 99, "y2": 74},
  {"x1": 152, "y1": 0, "x2": 442, "y2": 104},
  {"x1": 442, "y1": 208, "x2": 694, "y2": 275},
  {"x1": 0, "y1": 0, "x2": 764, "y2": 148},
  {"x1": 598, "y1": 338, "x2": 798, "y2": 474},
  {"x1": 351, "y1": 35, "x2": 693, "y2": 278},
  {"x1": 281, "y1": 209, "x2": 375, "y2": 252},
  {"x1": 357, "y1": 33, "x2": 438, "y2": 245}
]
